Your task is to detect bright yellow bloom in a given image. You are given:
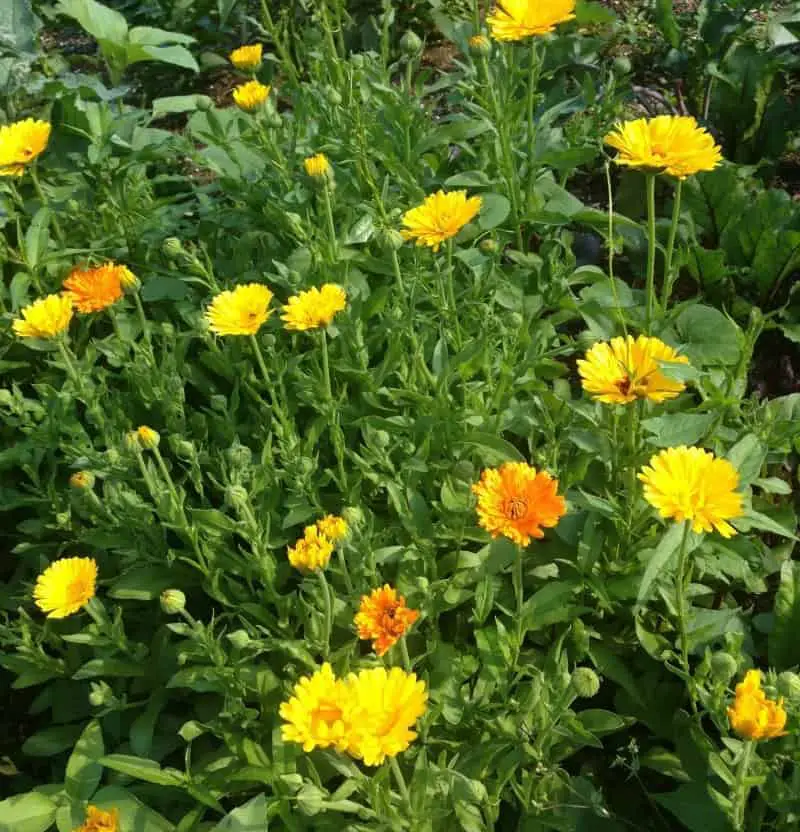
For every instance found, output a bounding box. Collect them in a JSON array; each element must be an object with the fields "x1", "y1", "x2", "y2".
[
  {"x1": 316, "y1": 514, "x2": 348, "y2": 541},
  {"x1": 355, "y1": 585, "x2": 419, "y2": 657},
  {"x1": 303, "y1": 153, "x2": 331, "y2": 178},
  {"x1": 486, "y1": 0, "x2": 576, "y2": 42},
  {"x1": 401, "y1": 190, "x2": 482, "y2": 251},
  {"x1": 69, "y1": 471, "x2": 95, "y2": 490},
  {"x1": 0, "y1": 118, "x2": 51, "y2": 176},
  {"x1": 472, "y1": 462, "x2": 566, "y2": 547},
  {"x1": 638, "y1": 446, "x2": 744, "y2": 537},
  {"x1": 229, "y1": 43, "x2": 262, "y2": 70},
  {"x1": 205, "y1": 283, "x2": 274, "y2": 336},
  {"x1": 136, "y1": 426, "x2": 160, "y2": 449},
  {"x1": 281, "y1": 284, "x2": 347, "y2": 332},
  {"x1": 34, "y1": 557, "x2": 97, "y2": 619},
  {"x1": 344, "y1": 667, "x2": 428, "y2": 766},
  {"x1": 287, "y1": 525, "x2": 334, "y2": 571},
  {"x1": 605, "y1": 115, "x2": 723, "y2": 179},
  {"x1": 232, "y1": 80, "x2": 270, "y2": 111},
  {"x1": 577, "y1": 335, "x2": 689, "y2": 405},
  {"x1": 279, "y1": 663, "x2": 354, "y2": 753},
  {"x1": 73, "y1": 805, "x2": 119, "y2": 832},
  {"x1": 13, "y1": 294, "x2": 73, "y2": 339},
  {"x1": 63, "y1": 263, "x2": 132, "y2": 313},
  {"x1": 727, "y1": 670, "x2": 787, "y2": 741}
]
